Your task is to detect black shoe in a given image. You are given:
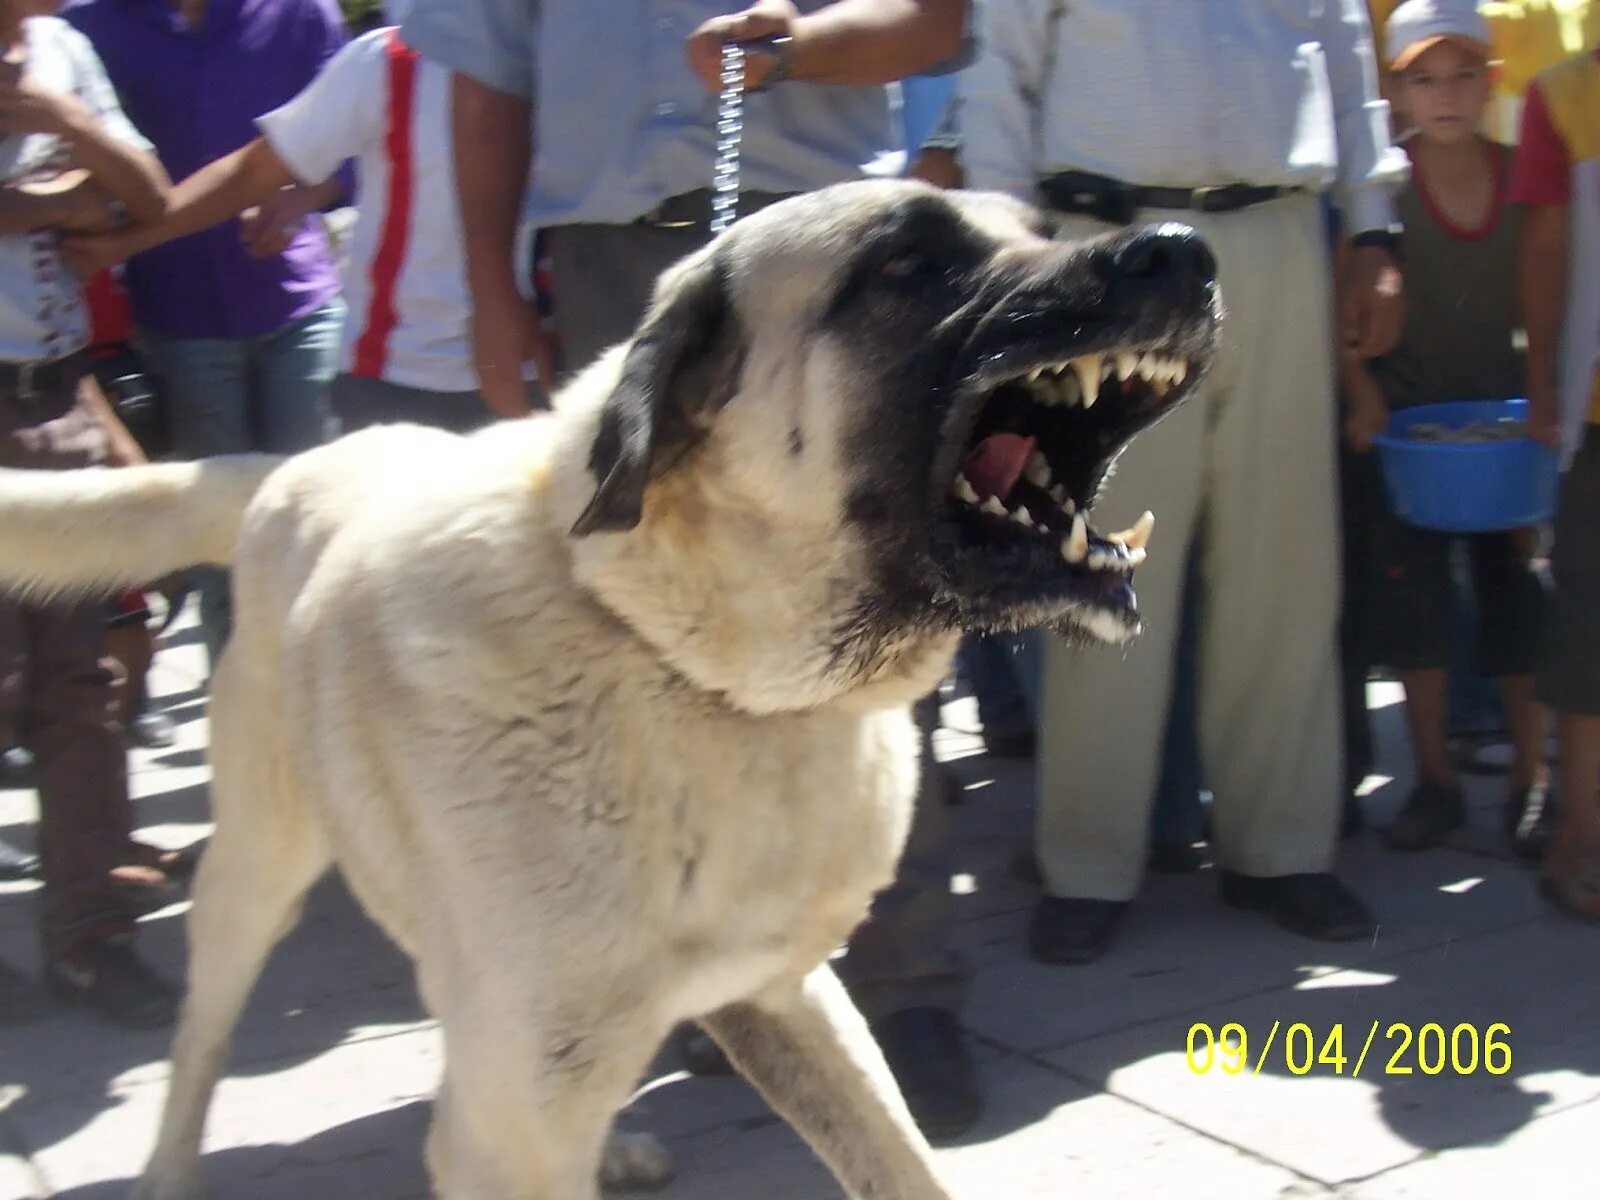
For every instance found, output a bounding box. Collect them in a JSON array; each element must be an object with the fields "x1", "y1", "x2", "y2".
[
  {"x1": 125, "y1": 710, "x2": 178, "y2": 749},
  {"x1": 0, "y1": 745, "x2": 32, "y2": 786},
  {"x1": 44, "y1": 940, "x2": 179, "y2": 1030},
  {"x1": 0, "y1": 957, "x2": 44, "y2": 1026},
  {"x1": 673, "y1": 1022, "x2": 733, "y2": 1076},
  {"x1": 1147, "y1": 840, "x2": 1206, "y2": 874},
  {"x1": 871, "y1": 1006, "x2": 980, "y2": 1142},
  {"x1": 1218, "y1": 871, "x2": 1375, "y2": 942},
  {"x1": 0, "y1": 835, "x2": 40, "y2": 881},
  {"x1": 981, "y1": 728, "x2": 1036, "y2": 759},
  {"x1": 1385, "y1": 782, "x2": 1465, "y2": 852},
  {"x1": 1507, "y1": 782, "x2": 1558, "y2": 863},
  {"x1": 1028, "y1": 896, "x2": 1127, "y2": 965}
]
